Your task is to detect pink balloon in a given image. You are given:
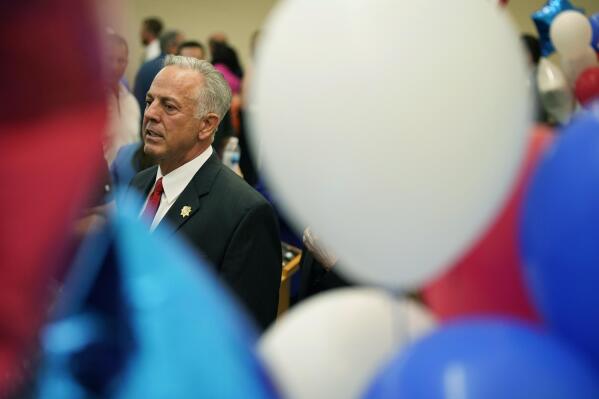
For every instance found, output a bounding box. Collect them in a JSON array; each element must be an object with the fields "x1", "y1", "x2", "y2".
[
  {"x1": 0, "y1": 1, "x2": 106, "y2": 395},
  {"x1": 422, "y1": 126, "x2": 554, "y2": 323}
]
